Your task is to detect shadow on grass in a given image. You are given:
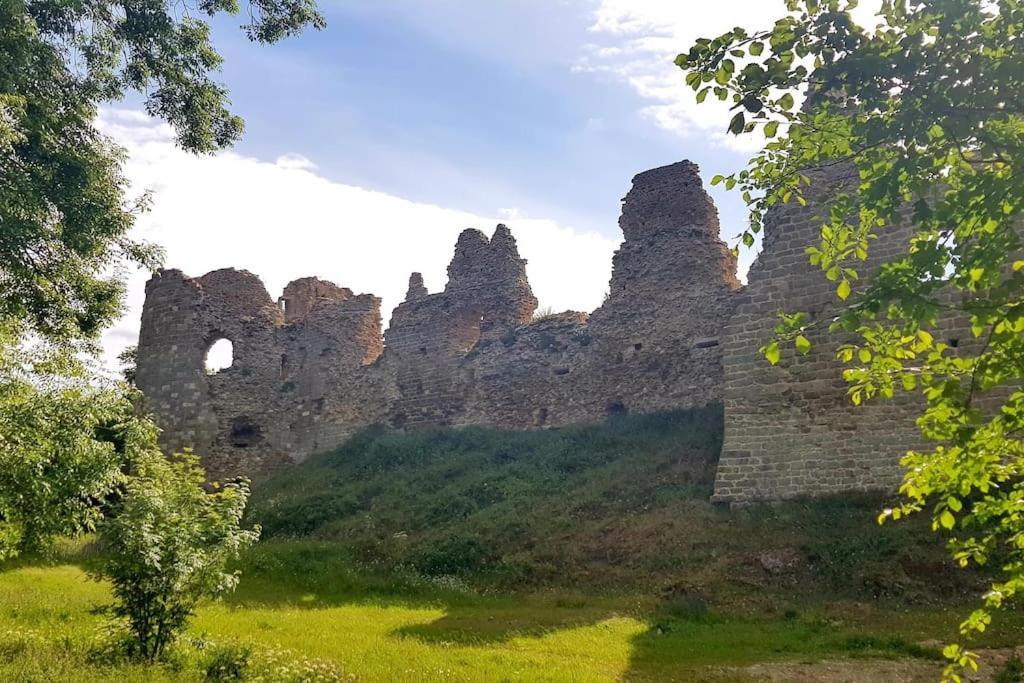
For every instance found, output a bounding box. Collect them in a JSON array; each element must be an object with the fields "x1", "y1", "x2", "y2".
[
  {"x1": 620, "y1": 612, "x2": 947, "y2": 682},
  {"x1": 389, "y1": 602, "x2": 617, "y2": 646}
]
